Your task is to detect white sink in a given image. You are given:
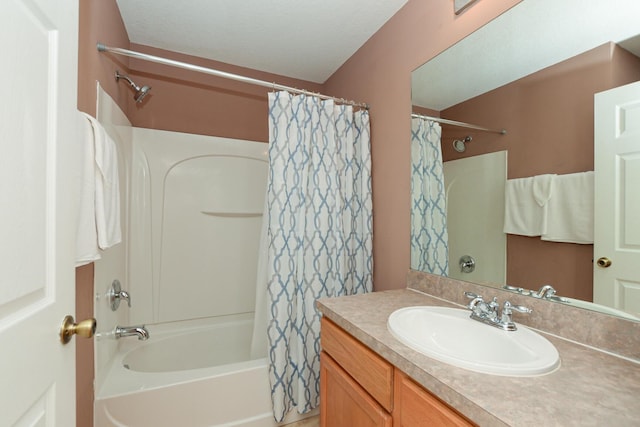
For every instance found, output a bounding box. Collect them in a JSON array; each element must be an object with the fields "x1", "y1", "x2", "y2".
[{"x1": 388, "y1": 306, "x2": 560, "y2": 376}]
